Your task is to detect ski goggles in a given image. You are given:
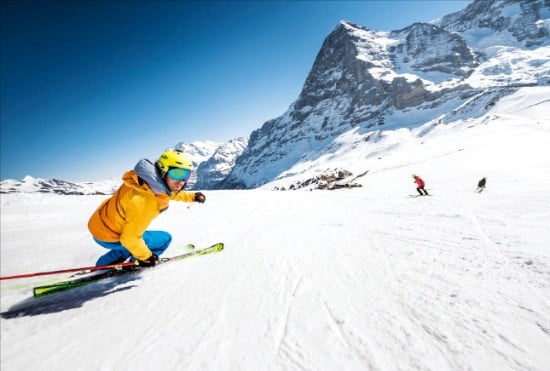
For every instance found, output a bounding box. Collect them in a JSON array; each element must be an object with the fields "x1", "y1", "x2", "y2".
[{"x1": 167, "y1": 167, "x2": 192, "y2": 181}]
